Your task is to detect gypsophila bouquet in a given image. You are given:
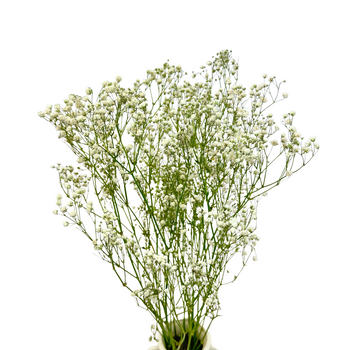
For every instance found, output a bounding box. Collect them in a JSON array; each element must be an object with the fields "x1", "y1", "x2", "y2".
[{"x1": 38, "y1": 50, "x2": 319, "y2": 350}]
